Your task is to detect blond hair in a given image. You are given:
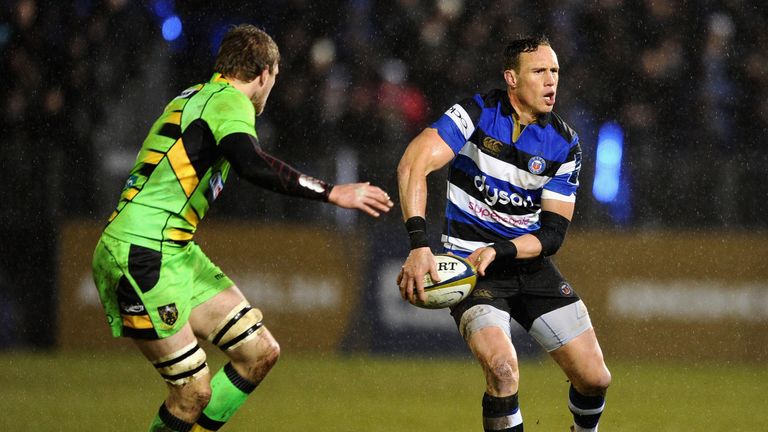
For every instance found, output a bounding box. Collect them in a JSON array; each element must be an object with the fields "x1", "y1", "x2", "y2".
[{"x1": 214, "y1": 24, "x2": 280, "y2": 81}]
